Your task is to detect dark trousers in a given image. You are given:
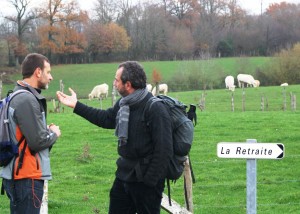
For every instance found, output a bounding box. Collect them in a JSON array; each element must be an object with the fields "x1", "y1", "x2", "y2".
[
  {"x1": 2, "y1": 178, "x2": 44, "y2": 214},
  {"x1": 109, "y1": 178, "x2": 165, "y2": 214}
]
